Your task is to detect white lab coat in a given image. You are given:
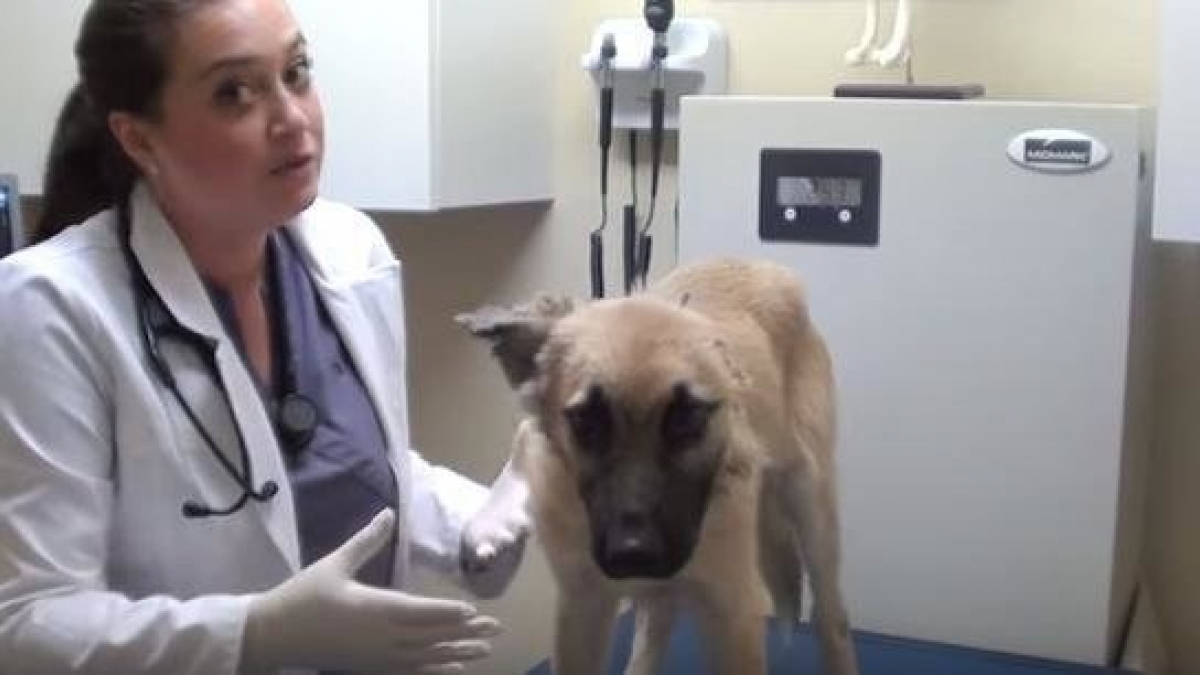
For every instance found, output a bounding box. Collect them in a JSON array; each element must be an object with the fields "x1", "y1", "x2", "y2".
[{"x1": 0, "y1": 185, "x2": 490, "y2": 674}]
